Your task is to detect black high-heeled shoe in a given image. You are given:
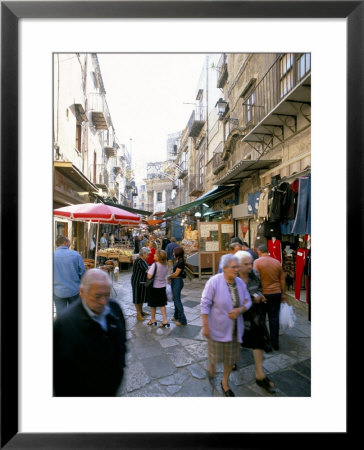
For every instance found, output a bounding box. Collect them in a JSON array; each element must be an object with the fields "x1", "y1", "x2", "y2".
[
  {"x1": 256, "y1": 377, "x2": 276, "y2": 394},
  {"x1": 147, "y1": 320, "x2": 157, "y2": 326},
  {"x1": 158, "y1": 322, "x2": 170, "y2": 328},
  {"x1": 221, "y1": 381, "x2": 235, "y2": 397}
]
